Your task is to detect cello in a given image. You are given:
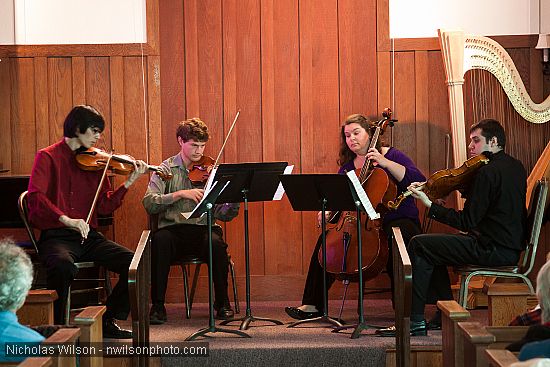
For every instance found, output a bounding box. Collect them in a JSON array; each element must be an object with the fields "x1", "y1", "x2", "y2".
[{"x1": 319, "y1": 109, "x2": 396, "y2": 281}]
